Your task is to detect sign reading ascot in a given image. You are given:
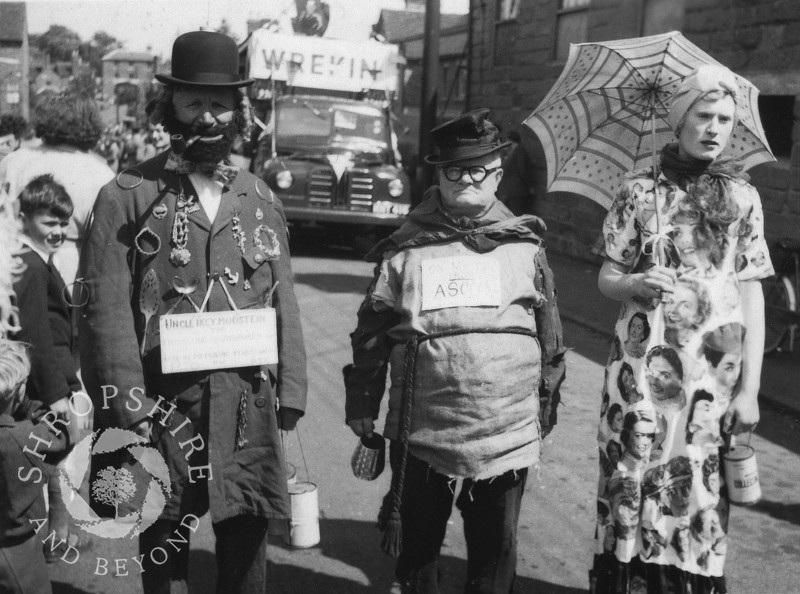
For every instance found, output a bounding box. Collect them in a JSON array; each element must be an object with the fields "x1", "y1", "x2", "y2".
[{"x1": 248, "y1": 31, "x2": 400, "y2": 93}]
